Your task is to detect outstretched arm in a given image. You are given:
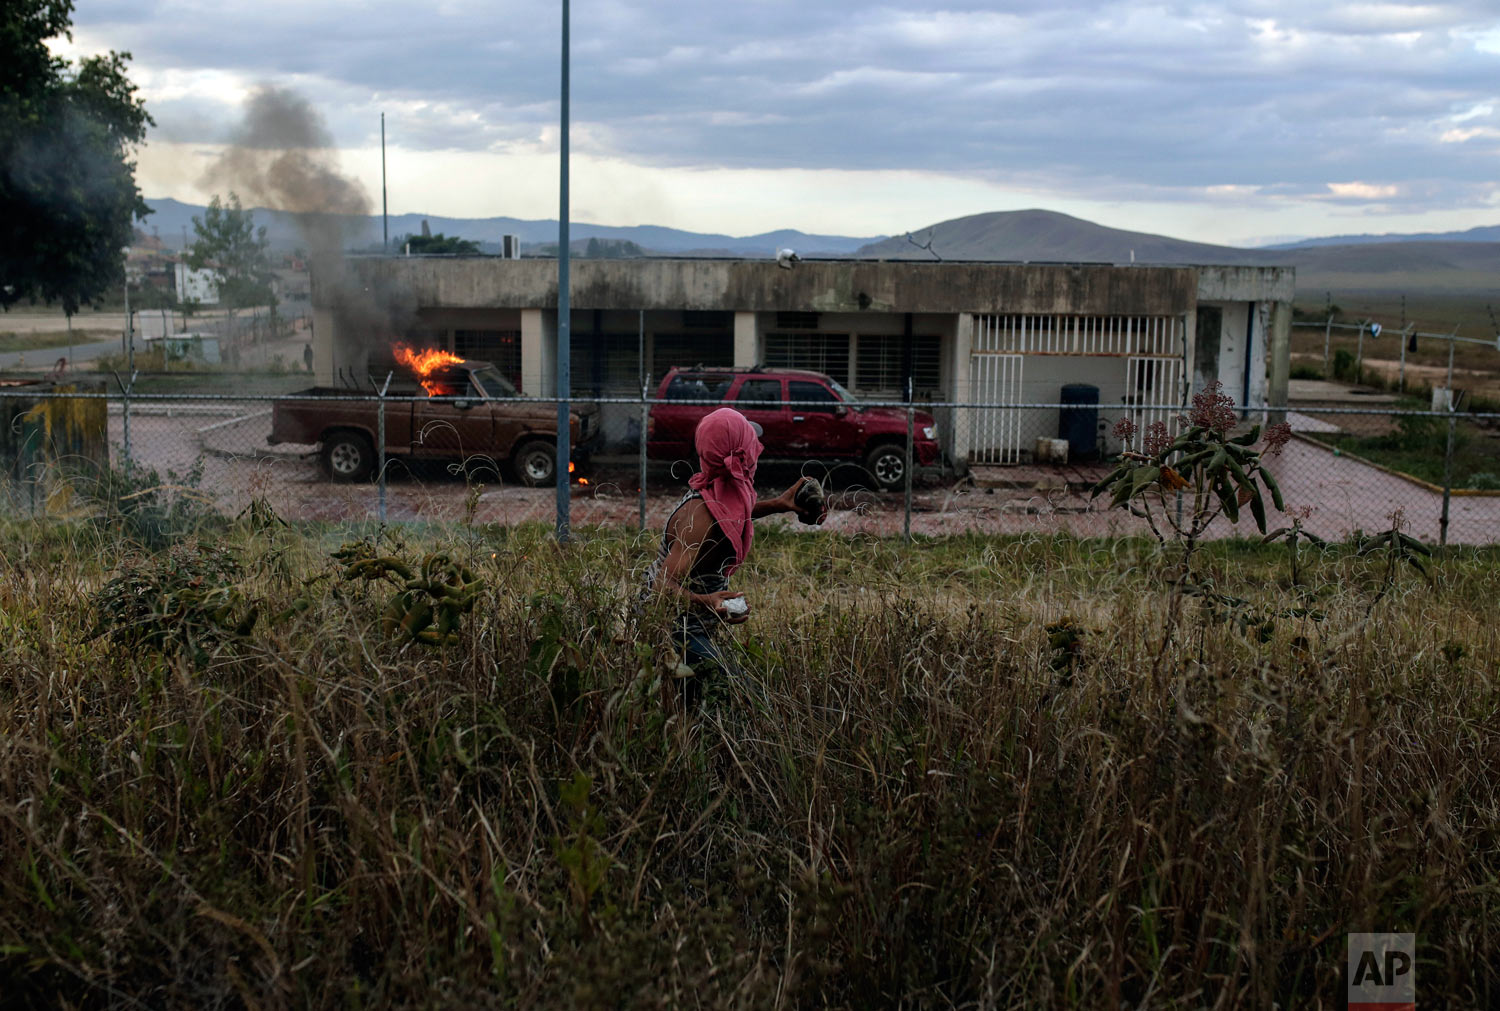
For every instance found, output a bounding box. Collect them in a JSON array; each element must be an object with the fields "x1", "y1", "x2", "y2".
[{"x1": 752, "y1": 477, "x2": 827, "y2": 523}]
